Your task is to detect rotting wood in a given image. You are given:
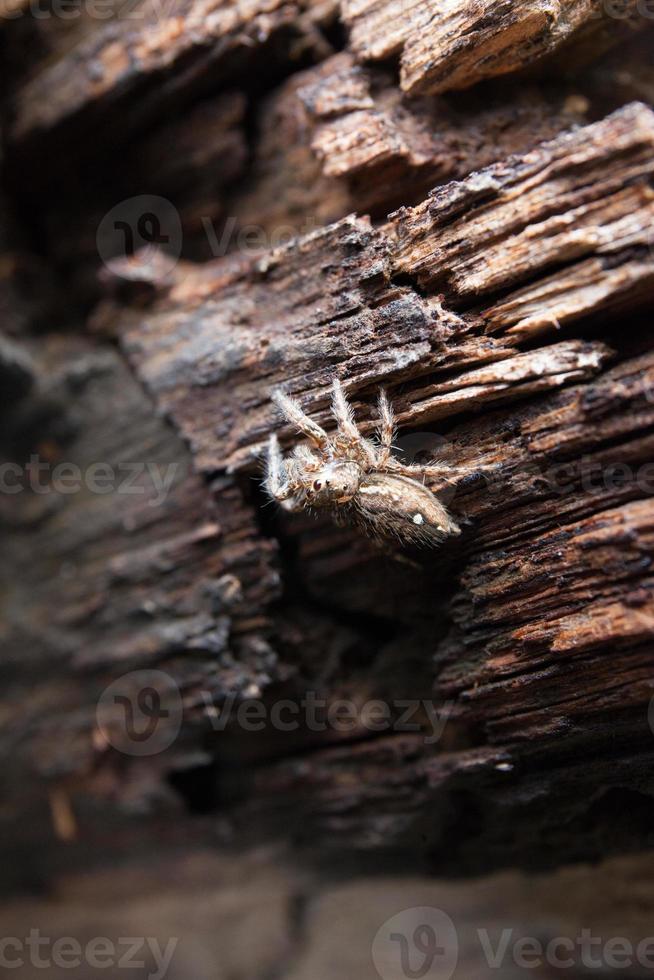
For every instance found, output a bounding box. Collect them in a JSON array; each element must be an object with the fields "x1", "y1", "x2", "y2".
[
  {"x1": 92, "y1": 104, "x2": 654, "y2": 483},
  {"x1": 341, "y1": 0, "x2": 646, "y2": 97},
  {"x1": 6, "y1": 0, "x2": 337, "y2": 145},
  {"x1": 296, "y1": 52, "x2": 585, "y2": 215},
  {"x1": 77, "y1": 100, "x2": 654, "y2": 870},
  {"x1": 390, "y1": 101, "x2": 654, "y2": 303},
  {"x1": 2, "y1": 1, "x2": 654, "y2": 889}
]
